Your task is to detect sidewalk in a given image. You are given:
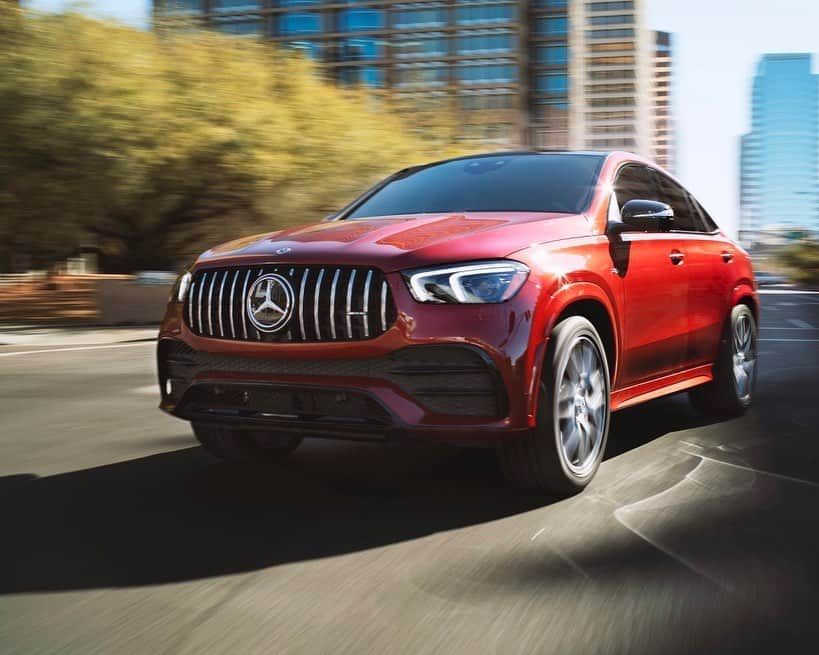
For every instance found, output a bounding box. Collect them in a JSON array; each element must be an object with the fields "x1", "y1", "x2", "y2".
[{"x1": 0, "y1": 324, "x2": 159, "y2": 347}]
